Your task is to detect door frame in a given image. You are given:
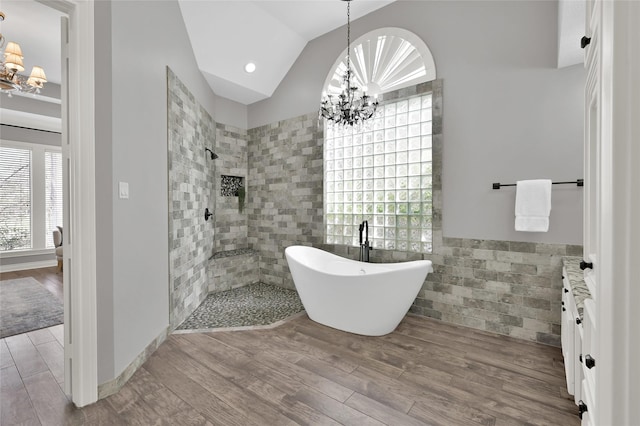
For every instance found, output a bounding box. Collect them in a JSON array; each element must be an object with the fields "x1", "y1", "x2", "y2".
[
  {"x1": 37, "y1": 0, "x2": 98, "y2": 407},
  {"x1": 596, "y1": 1, "x2": 640, "y2": 423}
]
